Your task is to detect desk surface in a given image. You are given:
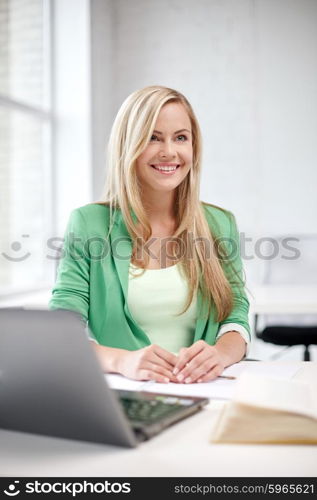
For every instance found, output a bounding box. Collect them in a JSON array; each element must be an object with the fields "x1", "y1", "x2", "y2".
[
  {"x1": 0, "y1": 362, "x2": 316, "y2": 478},
  {"x1": 249, "y1": 286, "x2": 317, "y2": 314}
]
